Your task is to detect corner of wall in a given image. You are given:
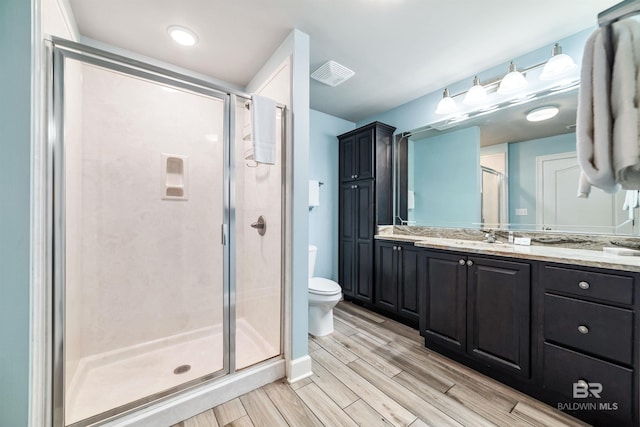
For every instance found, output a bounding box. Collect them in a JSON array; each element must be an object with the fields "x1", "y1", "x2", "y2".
[{"x1": 246, "y1": 29, "x2": 311, "y2": 379}]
